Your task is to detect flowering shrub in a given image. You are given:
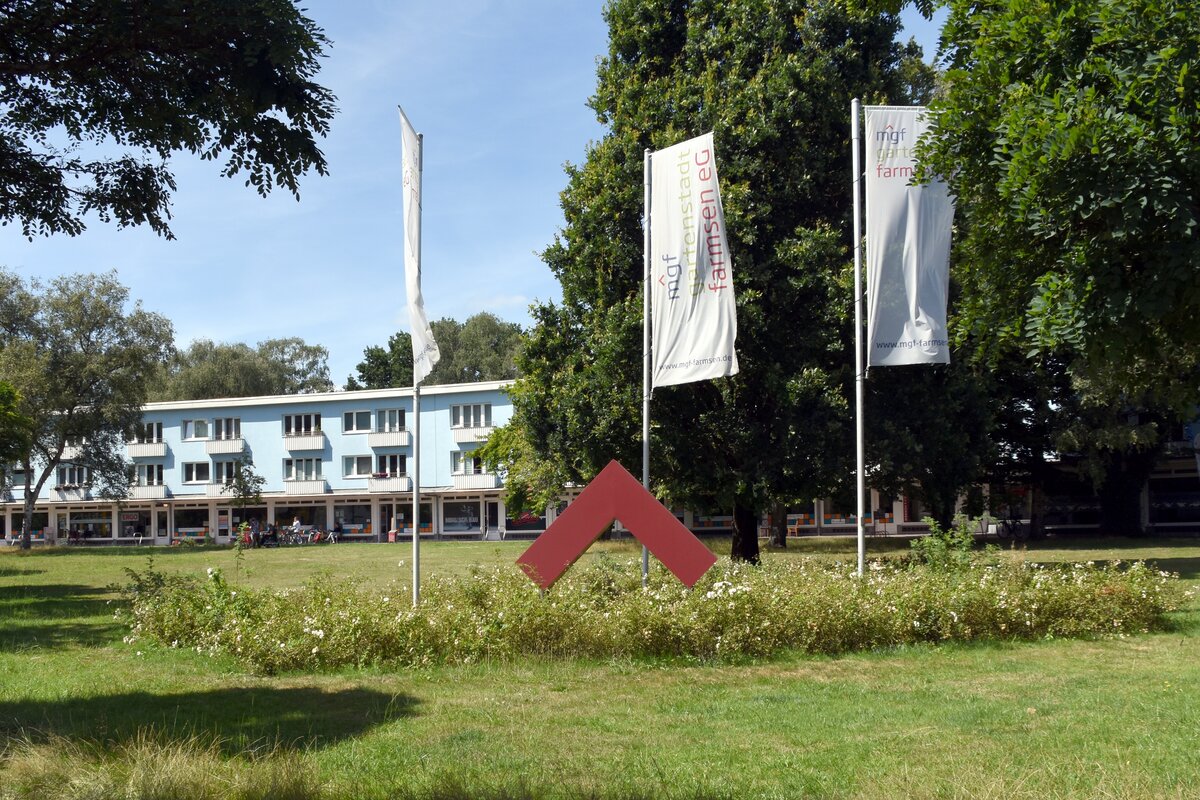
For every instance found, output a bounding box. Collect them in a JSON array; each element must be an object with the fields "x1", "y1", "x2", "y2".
[{"x1": 119, "y1": 556, "x2": 1190, "y2": 675}]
